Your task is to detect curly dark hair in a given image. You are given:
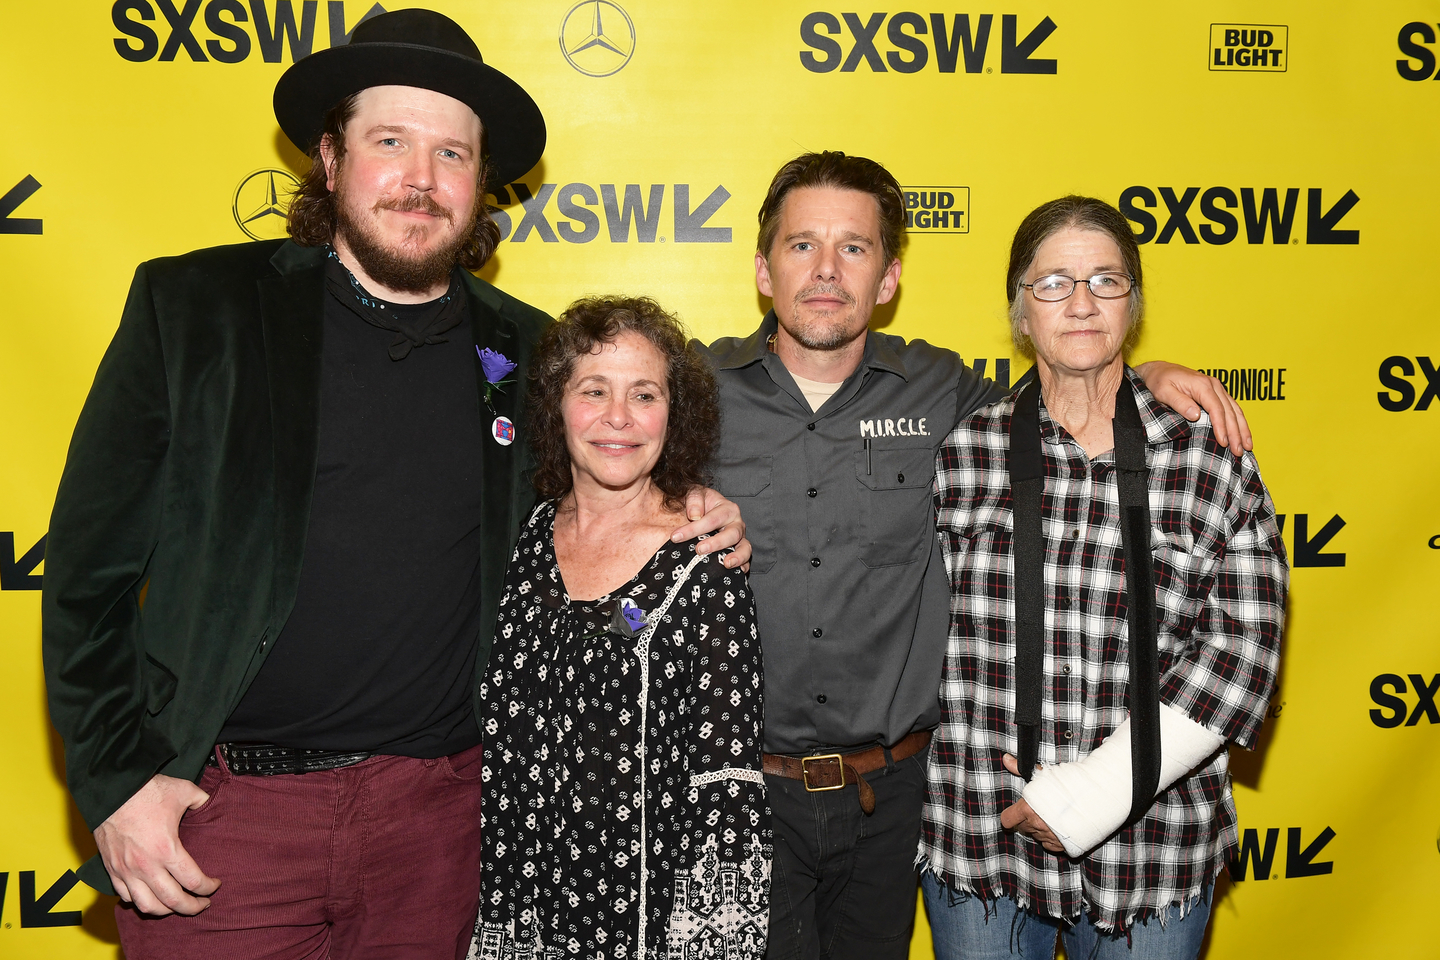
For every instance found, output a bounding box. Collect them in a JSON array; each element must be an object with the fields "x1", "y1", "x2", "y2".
[
  {"x1": 756, "y1": 151, "x2": 907, "y2": 265},
  {"x1": 529, "y1": 296, "x2": 720, "y2": 510},
  {"x1": 286, "y1": 93, "x2": 503, "y2": 271}
]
